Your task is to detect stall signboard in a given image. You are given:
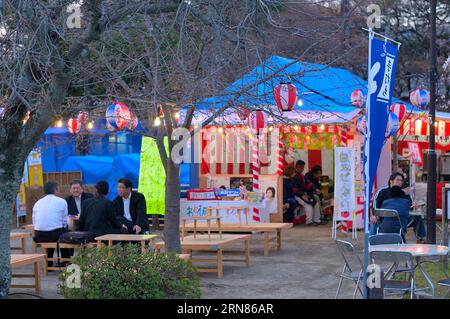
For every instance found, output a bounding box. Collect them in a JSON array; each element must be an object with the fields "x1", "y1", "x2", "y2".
[
  {"x1": 407, "y1": 142, "x2": 422, "y2": 165},
  {"x1": 334, "y1": 147, "x2": 356, "y2": 221},
  {"x1": 186, "y1": 189, "x2": 218, "y2": 200},
  {"x1": 216, "y1": 189, "x2": 240, "y2": 198},
  {"x1": 138, "y1": 137, "x2": 166, "y2": 215},
  {"x1": 27, "y1": 147, "x2": 43, "y2": 187}
]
